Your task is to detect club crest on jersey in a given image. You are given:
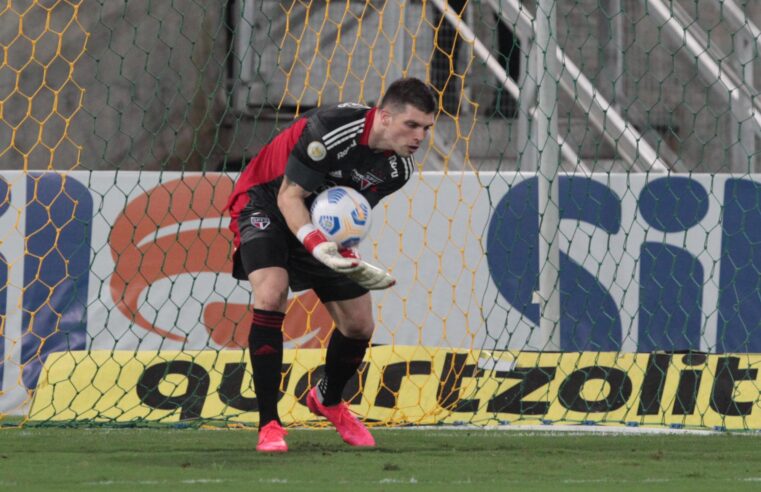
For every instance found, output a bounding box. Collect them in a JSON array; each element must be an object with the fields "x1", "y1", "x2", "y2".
[
  {"x1": 352, "y1": 169, "x2": 382, "y2": 190},
  {"x1": 250, "y1": 215, "x2": 271, "y2": 230},
  {"x1": 307, "y1": 141, "x2": 327, "y2": 161}
]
